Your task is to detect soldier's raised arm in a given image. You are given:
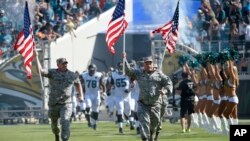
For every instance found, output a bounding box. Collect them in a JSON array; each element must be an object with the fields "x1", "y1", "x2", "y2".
[{"x1": 124, "y1": 57, "x2": 138, "y2": 79}]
